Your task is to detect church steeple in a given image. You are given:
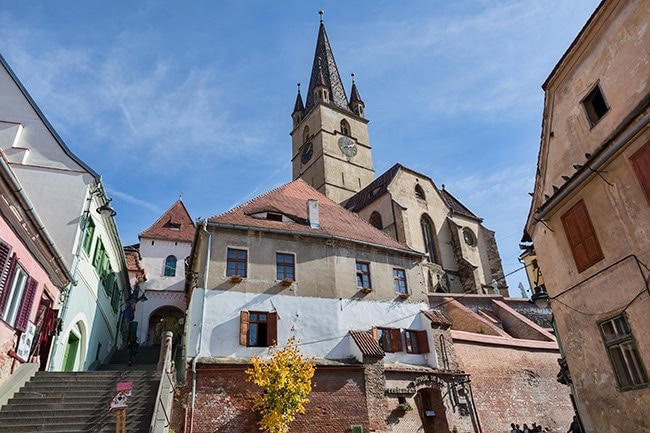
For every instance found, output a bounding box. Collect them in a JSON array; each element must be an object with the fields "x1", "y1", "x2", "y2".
[
  {"x1": 304, "y1": 12, "x2": 350, "y2": 113},
  {"x1": 290, "y1": 11, "x2": 375, "y2": 204}
]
